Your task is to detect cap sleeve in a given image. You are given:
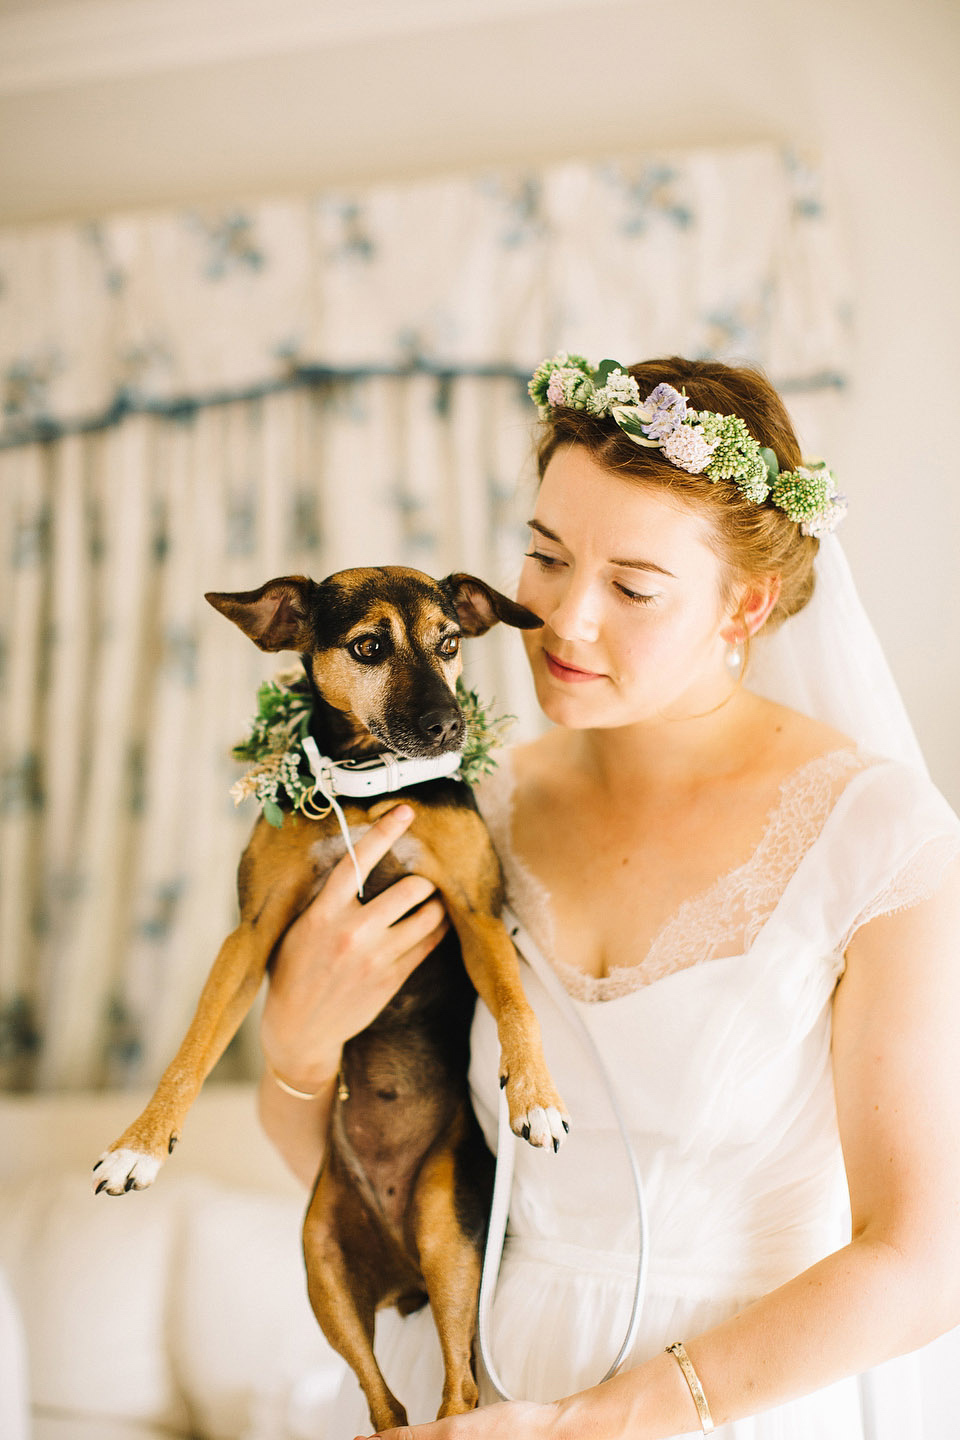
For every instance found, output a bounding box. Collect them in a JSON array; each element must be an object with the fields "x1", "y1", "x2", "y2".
[{"x1": 808, "y1": 759, "x2": 960, "y2": 964}]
